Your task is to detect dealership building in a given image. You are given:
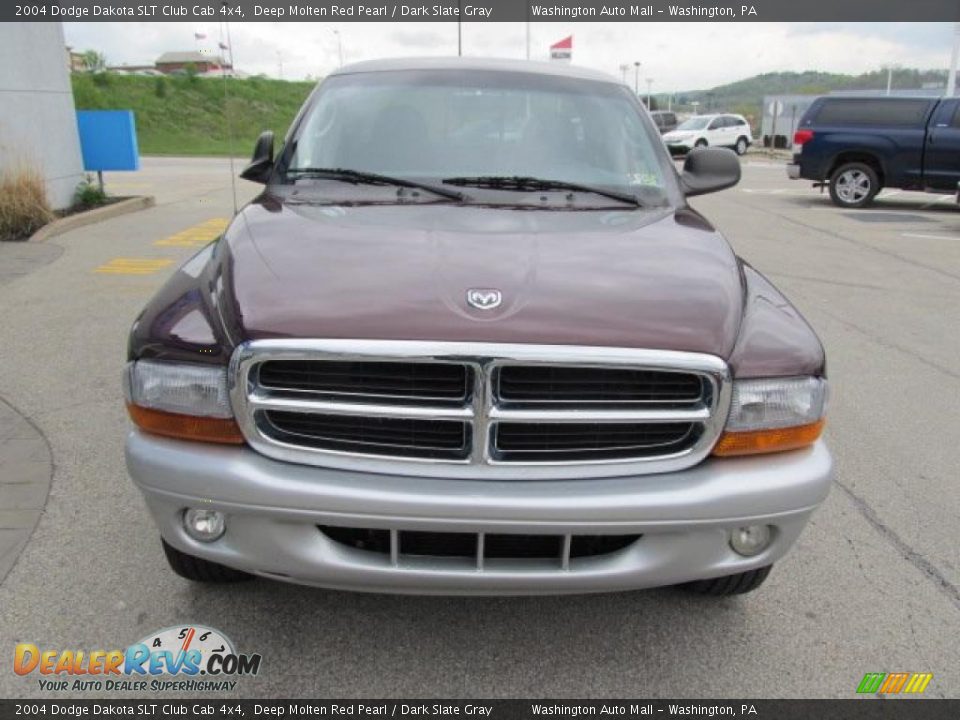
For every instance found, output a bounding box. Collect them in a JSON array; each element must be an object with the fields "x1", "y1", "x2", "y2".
[{"x1": 0, "y1": 22, "x2": 85, "y2": 210}]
